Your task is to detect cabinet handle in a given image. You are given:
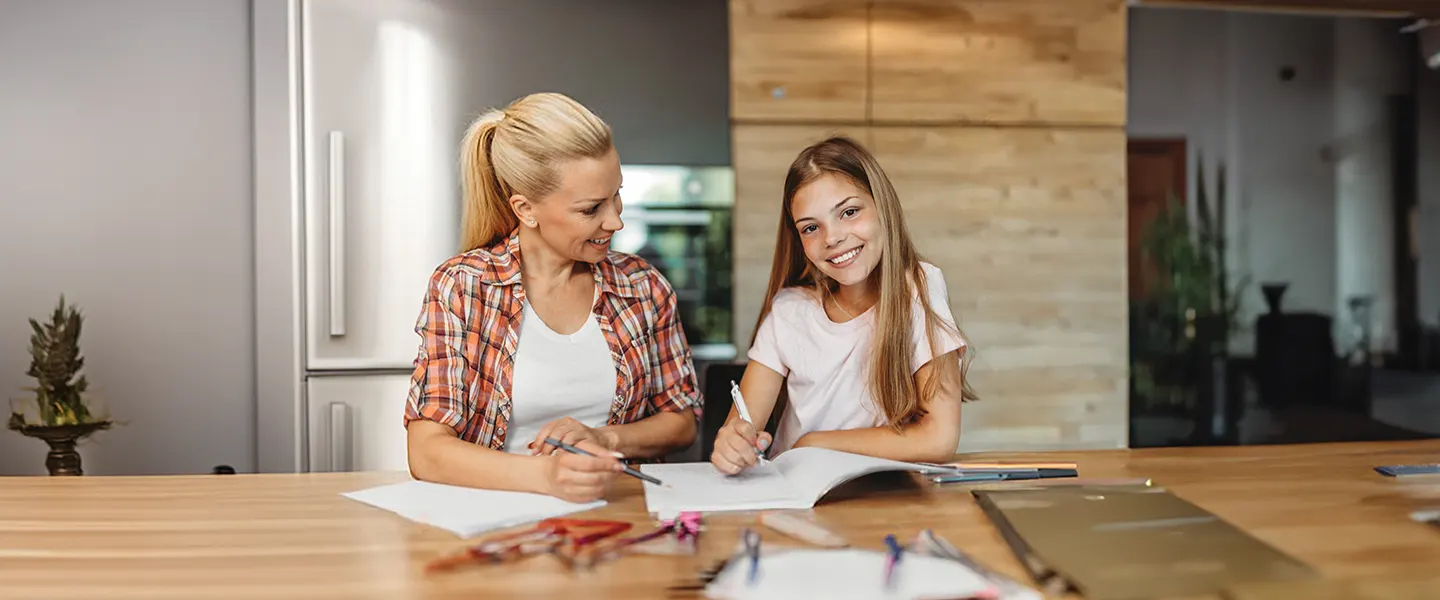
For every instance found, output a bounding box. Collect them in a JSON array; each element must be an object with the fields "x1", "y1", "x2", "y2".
[
  {"x1": 327, "y1": 130, "x2": 347, "y2": 337},
  {"x1": 329, "y1": 402, "x2": 351, "y2": 472}
]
